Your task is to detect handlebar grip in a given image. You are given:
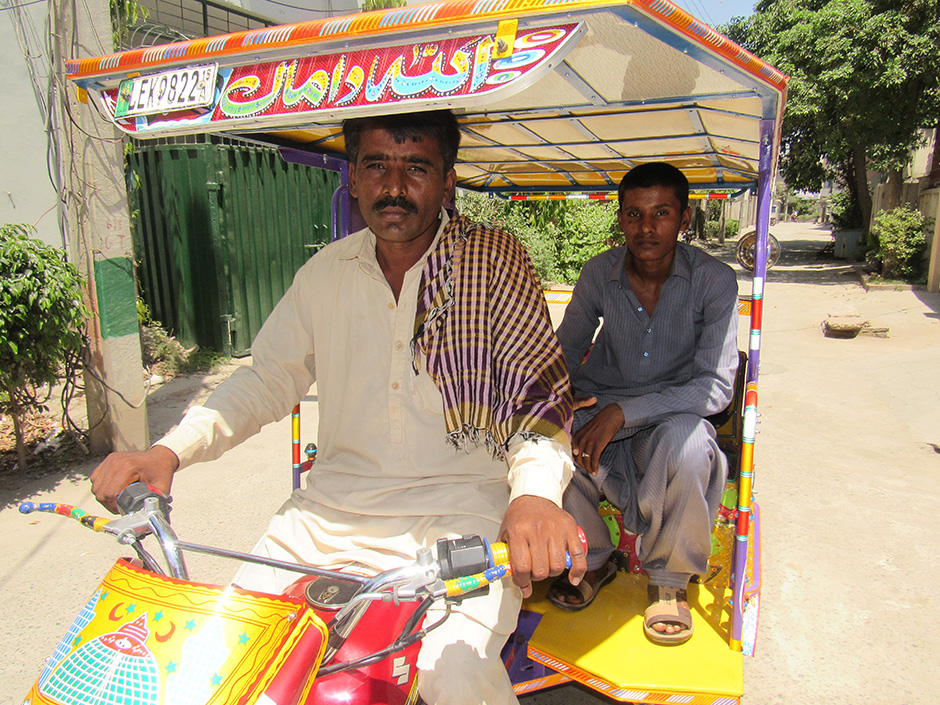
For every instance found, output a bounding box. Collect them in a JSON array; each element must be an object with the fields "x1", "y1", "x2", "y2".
[
  {"x1": 443, "y1": 530, "x2": 588, "y2": 598},
  {"x1": 489, "y1": 541, "x2": 510, "y2": 567},
  {"x1": 486, "y1": 530, "x2": 586, "y2": 572},
  {"x1": 19, "y1": 502, "x2": 112, "y2": 532}
]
